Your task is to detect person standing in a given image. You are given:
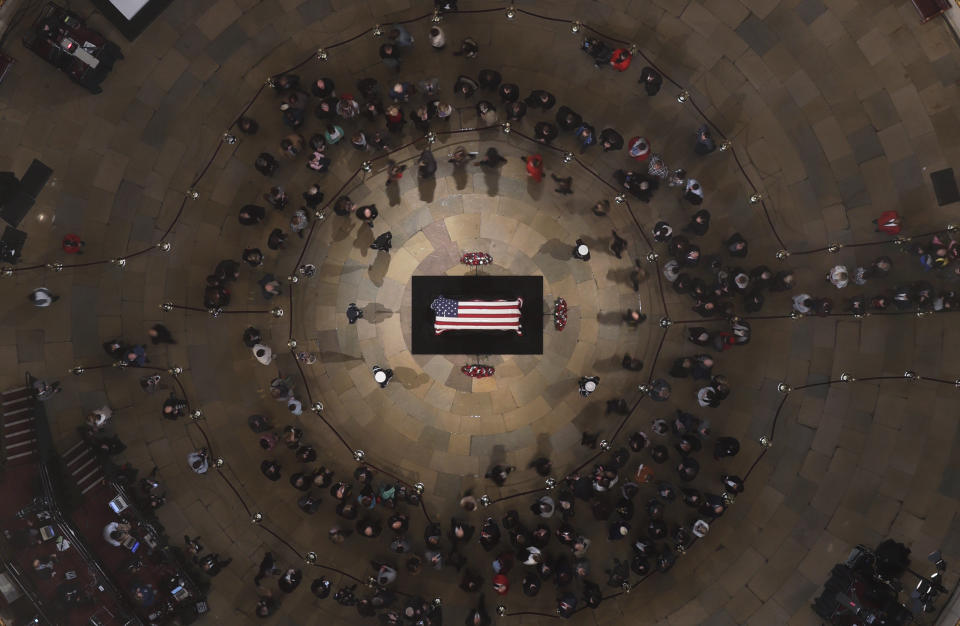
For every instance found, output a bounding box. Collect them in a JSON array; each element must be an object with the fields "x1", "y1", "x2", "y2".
[
  {"x1": 639, "y1": 67, "x2": 663, "y2": 95},
  {"x1": 28, "y1": 288, "x2": 59, "y2": 307},
  {"x1": 148, "y1": 324, "x2": 175, "y2": 345},
  {"x1": 694, "y1": 125, "x2": 716, "y2": 155},
  {"x1": 873, "y1": 210, "x2": 902, "y2": 235},
  {"x1": 572, "y1": 239, "x2": 590, "y2": 261},
  {"x1": 346, "y1": 303, "x2": 364, "y2": 324},
  {"x1": 62, "y1": 233, "x2": 85, "y2": 254}
]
